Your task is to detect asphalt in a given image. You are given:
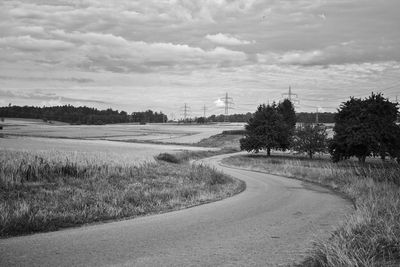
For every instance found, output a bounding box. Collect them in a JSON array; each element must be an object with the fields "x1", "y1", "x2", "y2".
[{"x1": 0, "y1": 154, "x2": 352, "y2": 266}]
